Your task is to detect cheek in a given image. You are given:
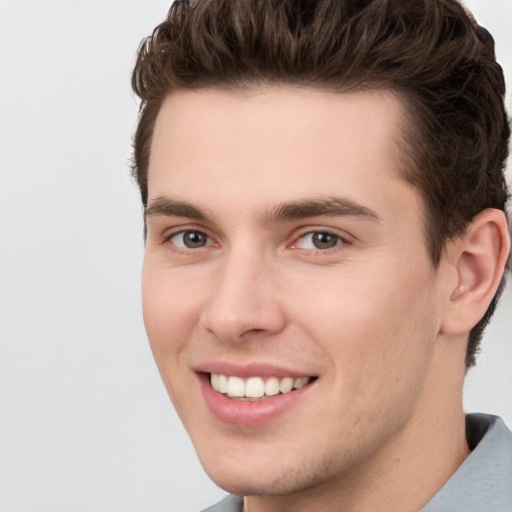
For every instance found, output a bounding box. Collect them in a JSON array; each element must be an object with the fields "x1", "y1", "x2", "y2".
[
  {"x1": 141, "y1": 266, "x2": 204, "y2": 362},
  {"x1": 288, "y1": 263, "x2": 437, "y2": 386},
  {"x1": 141, "y1": 267, "x2": 207, "y2": 417}
]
